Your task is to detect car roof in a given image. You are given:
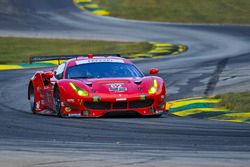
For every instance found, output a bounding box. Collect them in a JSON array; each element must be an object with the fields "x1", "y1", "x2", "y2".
[{"x1": 66, "y1": 56, "x2": 133, "y2": 67}]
